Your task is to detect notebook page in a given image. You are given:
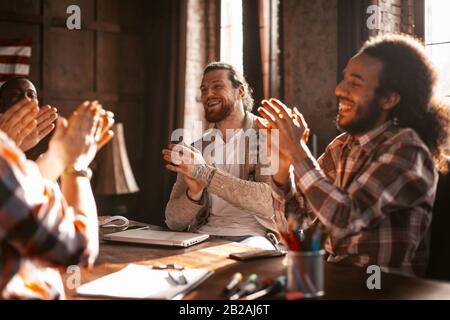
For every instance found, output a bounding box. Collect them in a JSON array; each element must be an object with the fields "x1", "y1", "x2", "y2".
[{"x1": 76, "y1": 264, "x2": 212, "y2": 299}]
